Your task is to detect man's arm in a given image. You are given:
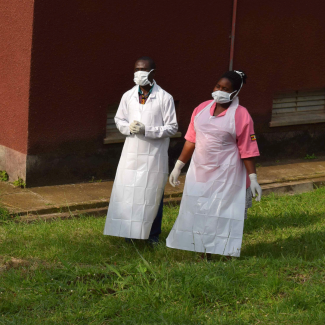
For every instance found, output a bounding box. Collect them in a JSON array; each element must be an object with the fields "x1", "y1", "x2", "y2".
[
  {"x1": 114, "y1": 94, "x2": 131, "y2": 136},
  {"x1": 144, "y1": 97, "x2": 178, "y2": 139}
]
